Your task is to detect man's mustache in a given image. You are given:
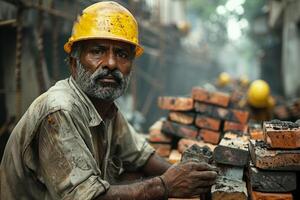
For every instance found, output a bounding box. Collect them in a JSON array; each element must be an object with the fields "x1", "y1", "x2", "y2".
[{"x1": 91, "y1": 68, "x2": 123, "y2": 84}]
